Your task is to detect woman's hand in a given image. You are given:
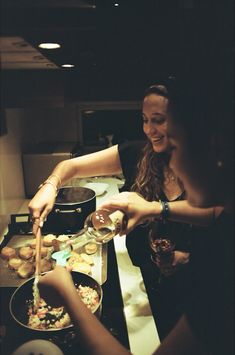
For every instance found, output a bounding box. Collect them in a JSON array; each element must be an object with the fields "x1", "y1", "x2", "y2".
[
  {"x1": 28, "y1": 184, "x2": 57, "y2": 234},
  {"x1": 38, "y1": 265, "x2": 75, "y2": 307},
  {"x1": 99, "y1": 191, "x2": 161, "y2": 234},
  {"x1": 156, "y1": 251, "x2": 190, "y2": 276}
]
